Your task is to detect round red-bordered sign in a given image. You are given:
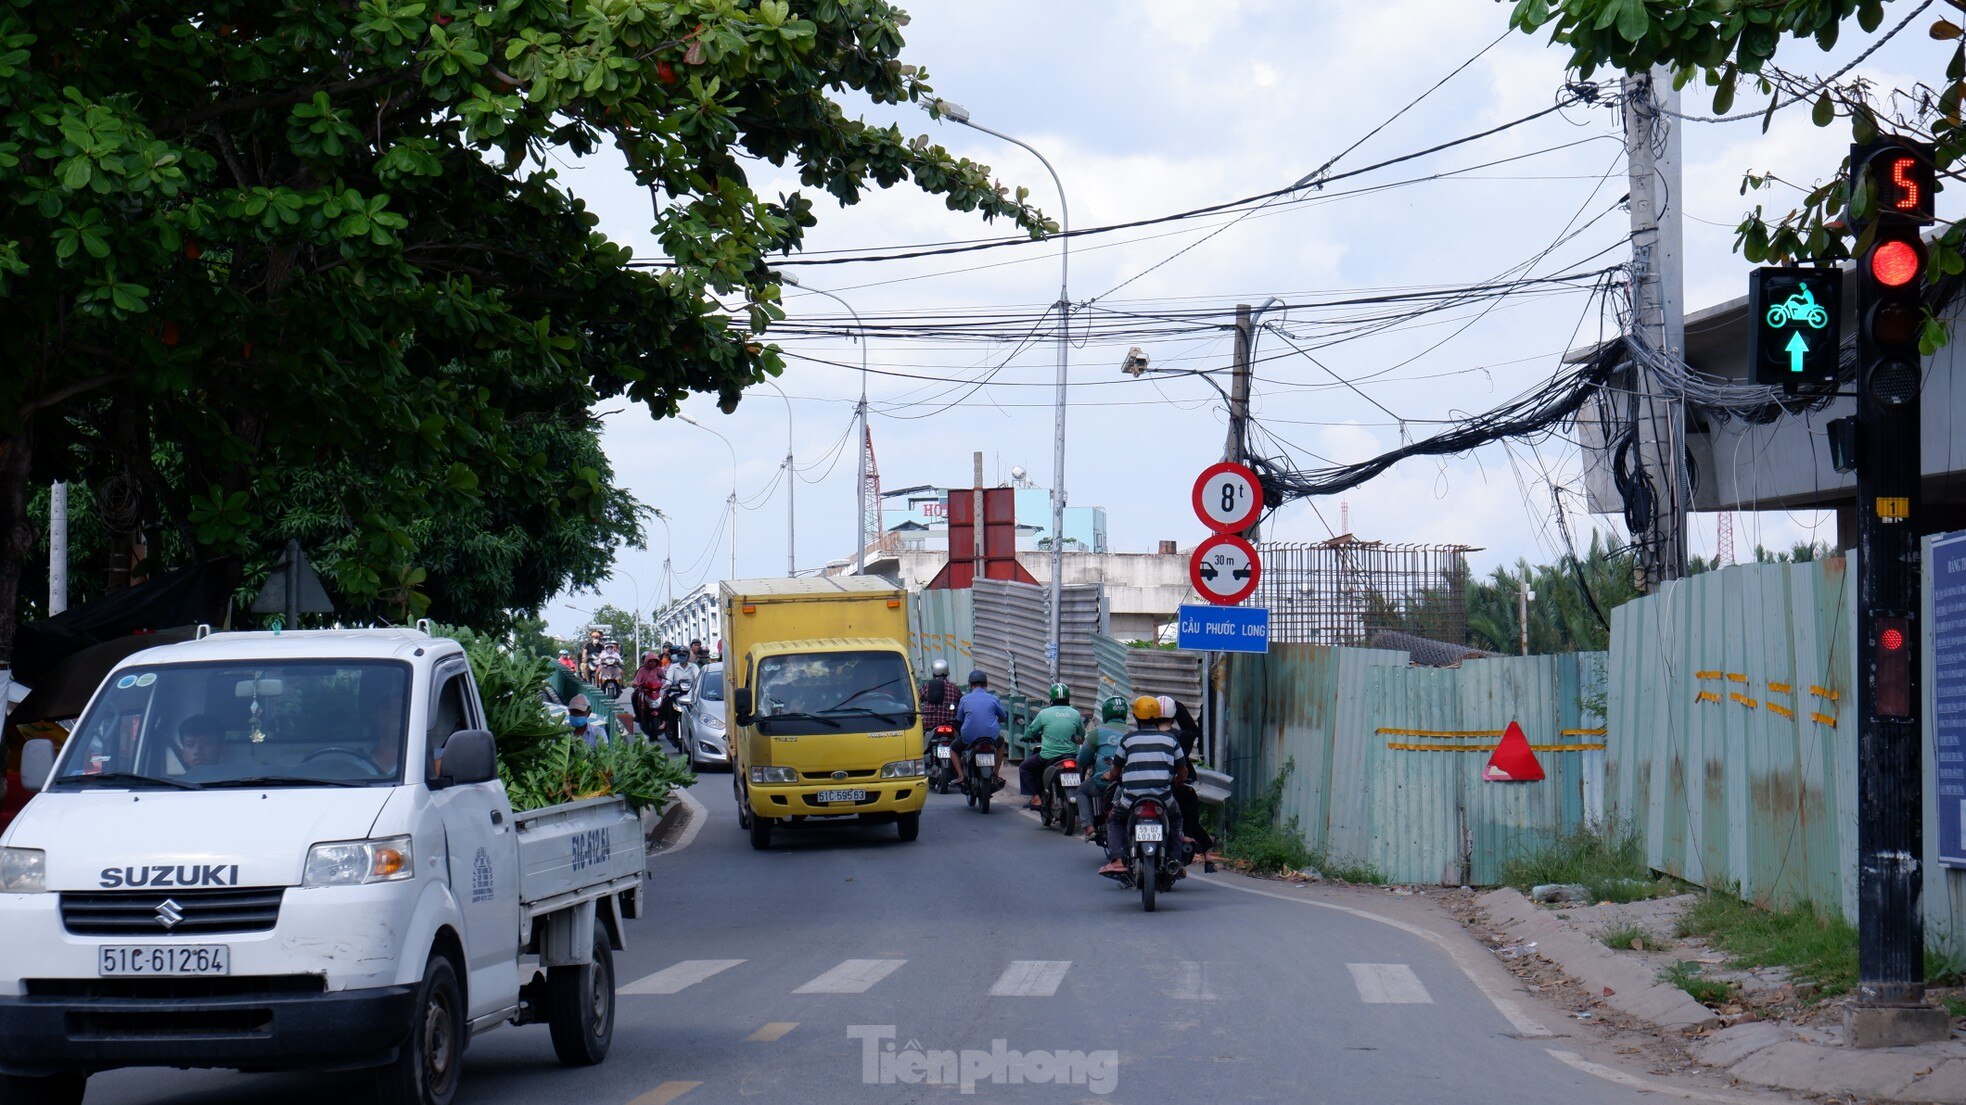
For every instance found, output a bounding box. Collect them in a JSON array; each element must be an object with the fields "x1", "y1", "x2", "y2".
[
  {"x1": 1189, "y1": 533, "x2": 1261, "y2": 605},
  {"x1": 1192, "y1": 462, "x2": 1263, "y2": 533}
]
